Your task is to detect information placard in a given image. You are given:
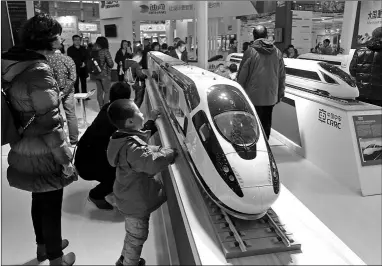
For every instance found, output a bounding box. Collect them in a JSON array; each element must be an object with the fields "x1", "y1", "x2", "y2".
[{"x1": 353, "y1": 114, "x2": 382, "y2": 166}]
